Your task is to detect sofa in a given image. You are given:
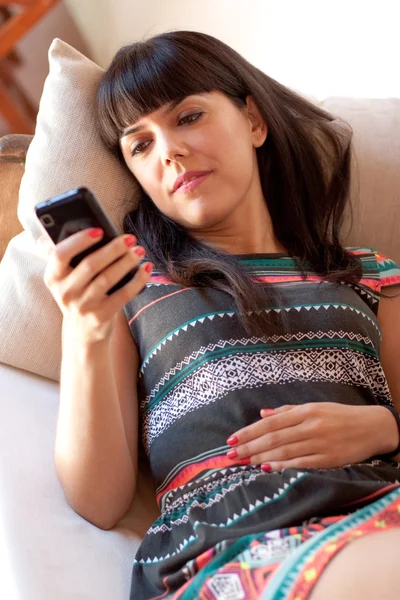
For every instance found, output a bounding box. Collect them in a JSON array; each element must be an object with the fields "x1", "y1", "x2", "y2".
[{"x1": 1, "y1": 91, "x2": 400, "y2": 598}]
